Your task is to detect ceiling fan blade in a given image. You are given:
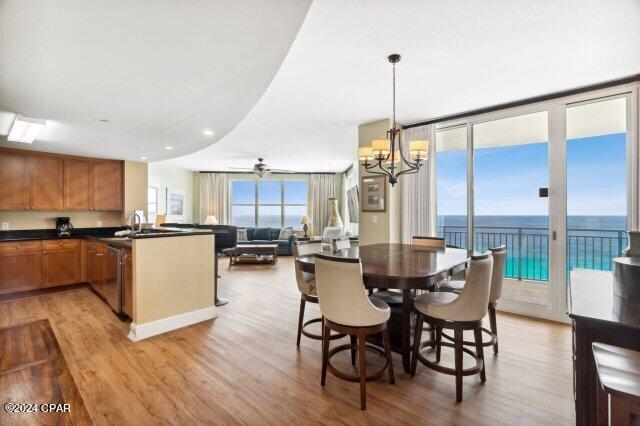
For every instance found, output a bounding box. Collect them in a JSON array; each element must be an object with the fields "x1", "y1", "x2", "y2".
[
  {"x1": 268, "y1": 169, "x2": 296, "y2": 174},
  {"x1": 227, "y1": 167, "x2": 255, "y2": 170}
]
